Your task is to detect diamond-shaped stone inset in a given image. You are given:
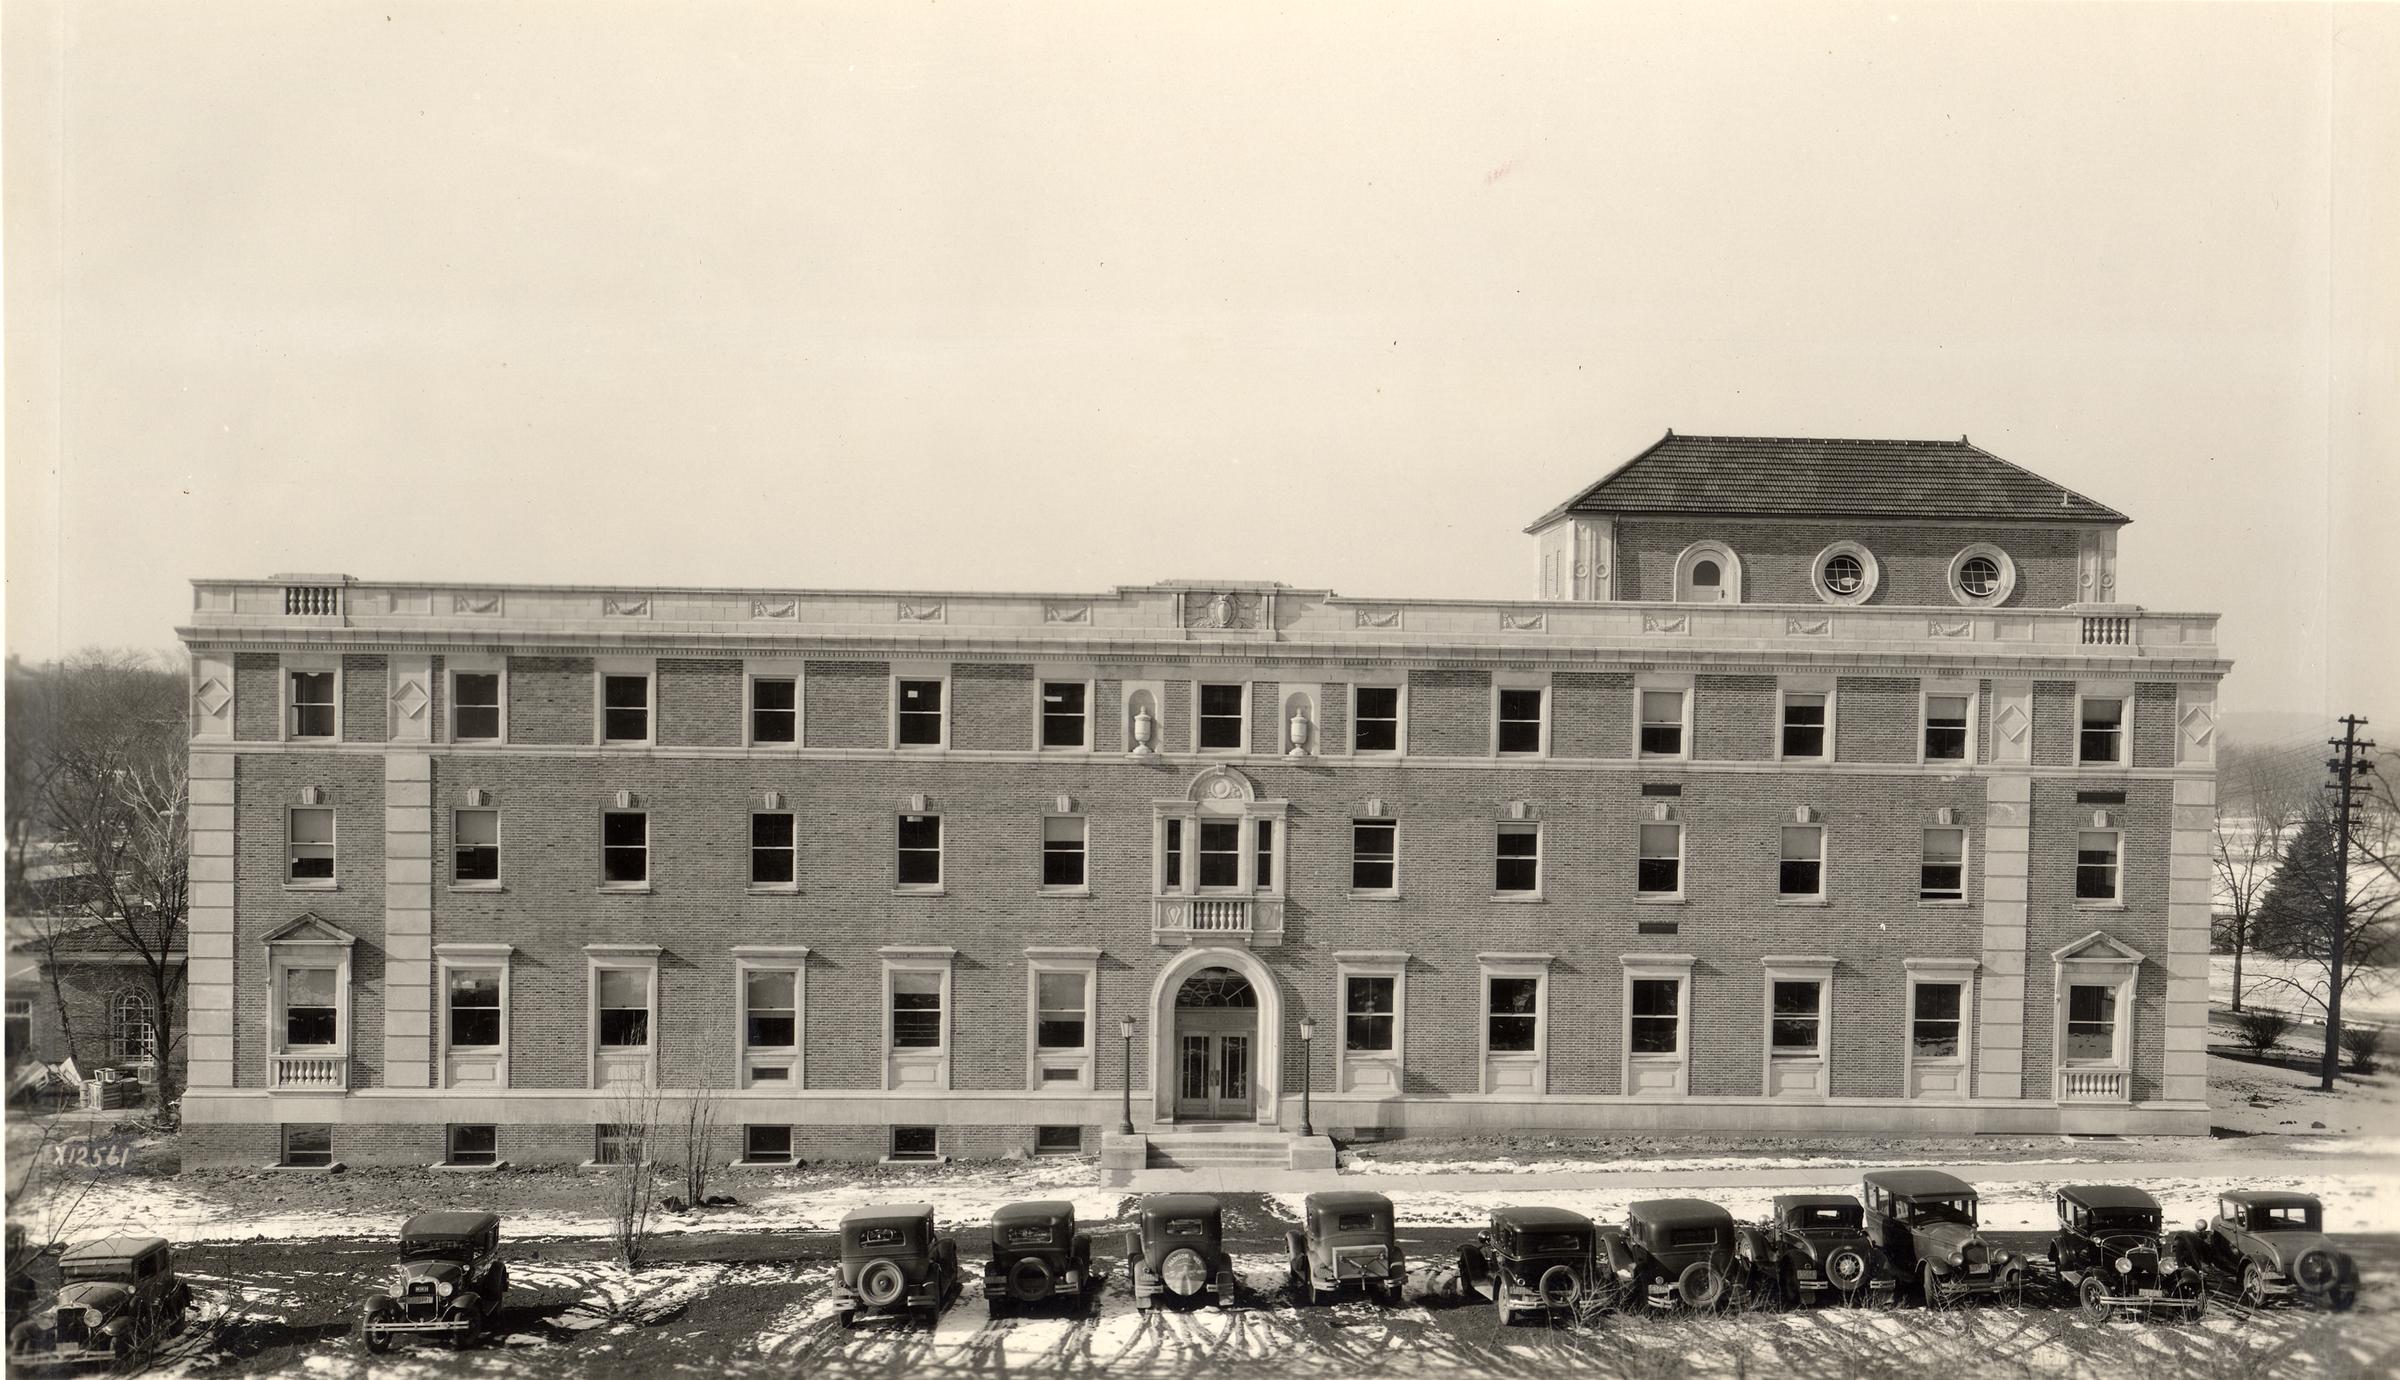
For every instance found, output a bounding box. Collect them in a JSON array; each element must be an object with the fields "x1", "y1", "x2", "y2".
[
  {"x1": 2178, "y1": 703, "x2": 2215, "y2": 747},
  {"x1": 194, "y1": 677, "x2": 231, "y2": 718},
  {"x1": 391, "y1": 681, "x2": 429, "y2": 721},
  {"x1": 1996, "y1": 703, "x2": 2031, "y2": 744}
]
